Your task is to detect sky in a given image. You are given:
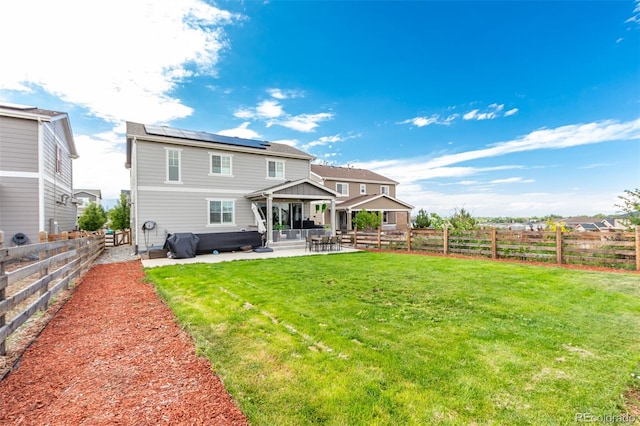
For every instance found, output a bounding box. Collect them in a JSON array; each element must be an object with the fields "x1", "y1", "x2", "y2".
[{"x1": 1, "y1": 0, "x2": 639, "y2": 218}]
